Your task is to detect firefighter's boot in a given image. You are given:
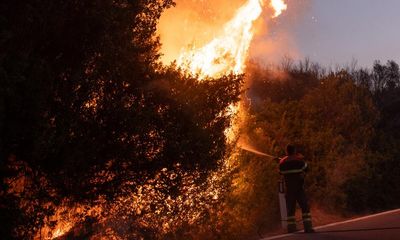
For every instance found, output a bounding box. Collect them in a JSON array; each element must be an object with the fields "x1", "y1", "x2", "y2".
[
  {"x1": 302, "y1": 213, "x2": 315, "y2": 233},
  {"x1": 287, "y1": 216, "x2": 297, "y2": 233}
]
